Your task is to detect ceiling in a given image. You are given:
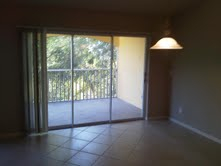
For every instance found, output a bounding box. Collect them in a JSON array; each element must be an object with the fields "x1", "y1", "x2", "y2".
[{"x1": 7, "y1": 0, "x2": 202, "y2": 15}]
